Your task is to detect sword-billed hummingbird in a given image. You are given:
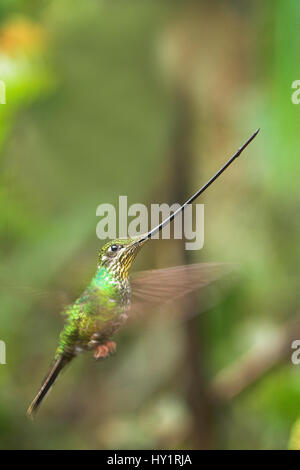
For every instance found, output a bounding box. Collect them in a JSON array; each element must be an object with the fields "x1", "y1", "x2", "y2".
[{"x1": 27, "y1": 129, "x2": 259, "y2": 418}]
